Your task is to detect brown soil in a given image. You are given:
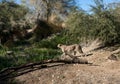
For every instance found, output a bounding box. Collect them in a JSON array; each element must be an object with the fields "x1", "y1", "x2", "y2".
[{"x1": 15, "y1": 49, "x2": 120, "y2": 84}]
